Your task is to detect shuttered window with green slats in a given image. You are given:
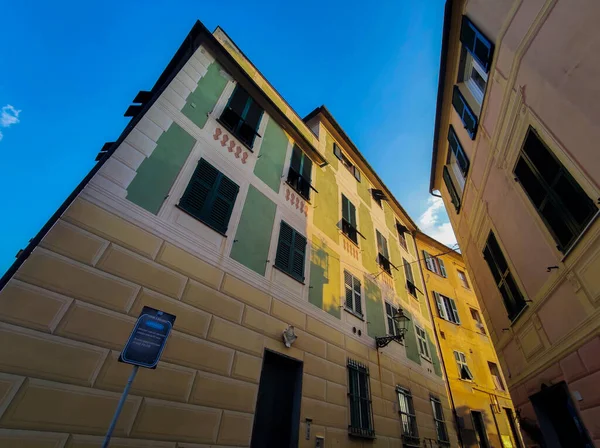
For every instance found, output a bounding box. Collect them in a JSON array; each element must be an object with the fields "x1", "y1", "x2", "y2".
[
  {"x1": 274, "y1": 221, "x2": 307, "y2": 281},
  {"x1": 342, "y1": 195, "x2": 358, "y2": 244},
  {"x1": 344, "y1": 270, "x2": 362, "y2": 317},
  {"x1": 178, "y1": 159, "x2": 239, "y2": 234}
]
